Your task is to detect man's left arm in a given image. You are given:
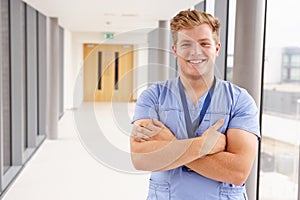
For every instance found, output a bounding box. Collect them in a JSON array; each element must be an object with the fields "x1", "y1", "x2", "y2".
[{"x1": 185, "y1": 128, "x2": 258, "y2": 186}]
